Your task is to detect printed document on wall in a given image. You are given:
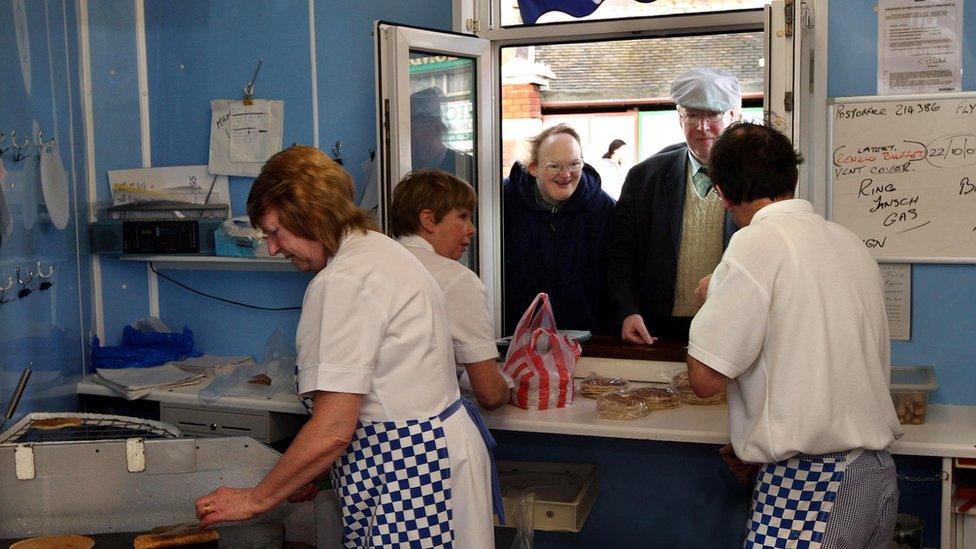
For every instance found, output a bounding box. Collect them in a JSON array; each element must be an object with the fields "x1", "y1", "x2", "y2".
[
  {"x1": 877, "y1": 0, "x2": 962, "y2": 94},
  {"x1": 209, "y1": 99, "x2": 284, "y2": 177},
  {"x1": 880, "y1": 263, "x2": 911, "y2": 340}
]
